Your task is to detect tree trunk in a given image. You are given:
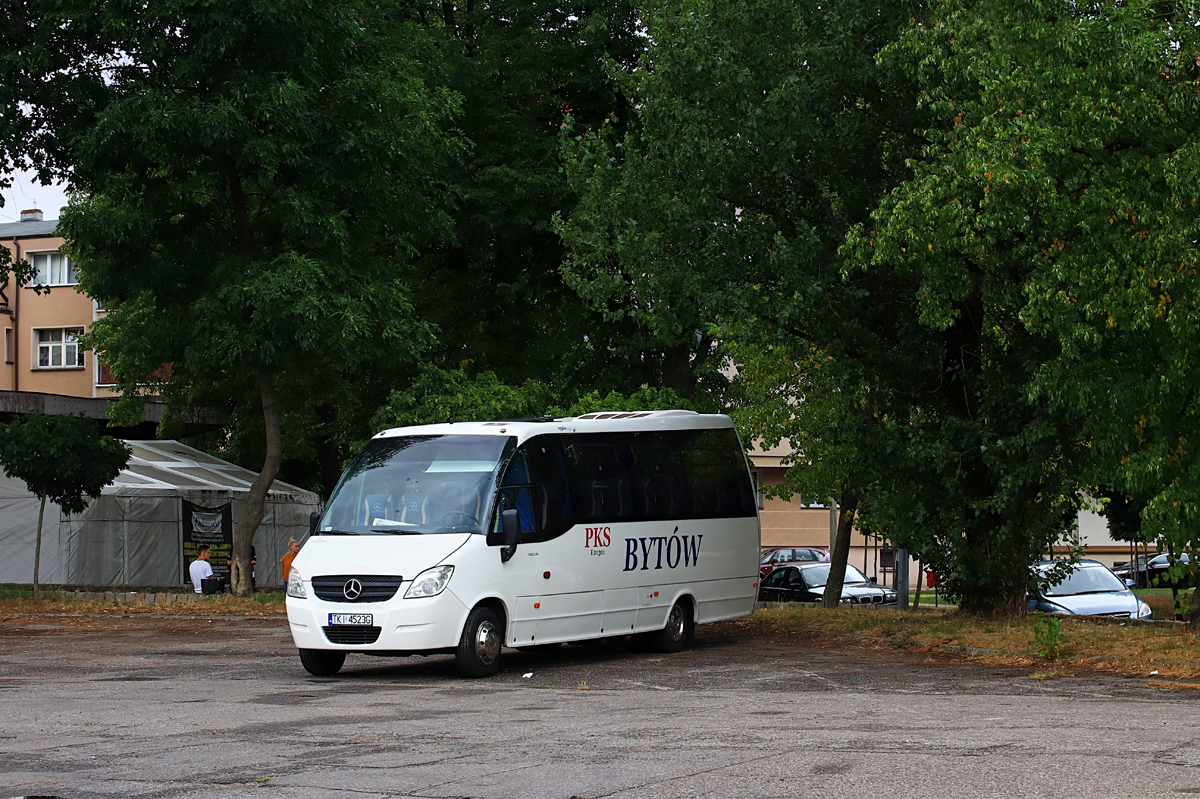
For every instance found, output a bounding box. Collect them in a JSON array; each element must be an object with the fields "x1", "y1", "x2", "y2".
[
  {"x1": 822, "y1": 486, "x2": 858, "y2": 609},
  {"x1": 33, "y1": 493, "x2": 45, "y2": 602},
  {"x1": 231, "y1": 371, "x2": 282, "y2": 596},
  {"x1": 913, "y1": 560, "x2": 923, "y2": 610}
]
